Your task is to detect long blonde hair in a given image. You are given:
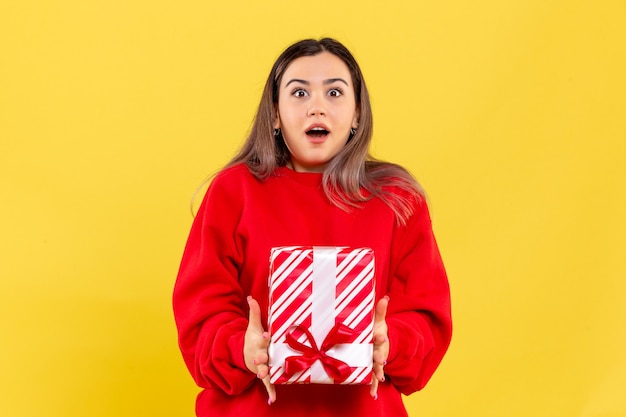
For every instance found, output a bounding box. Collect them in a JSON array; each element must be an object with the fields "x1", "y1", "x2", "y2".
[{"x1": 225, "y1": 38, "x2": 423, "y2": 225}]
